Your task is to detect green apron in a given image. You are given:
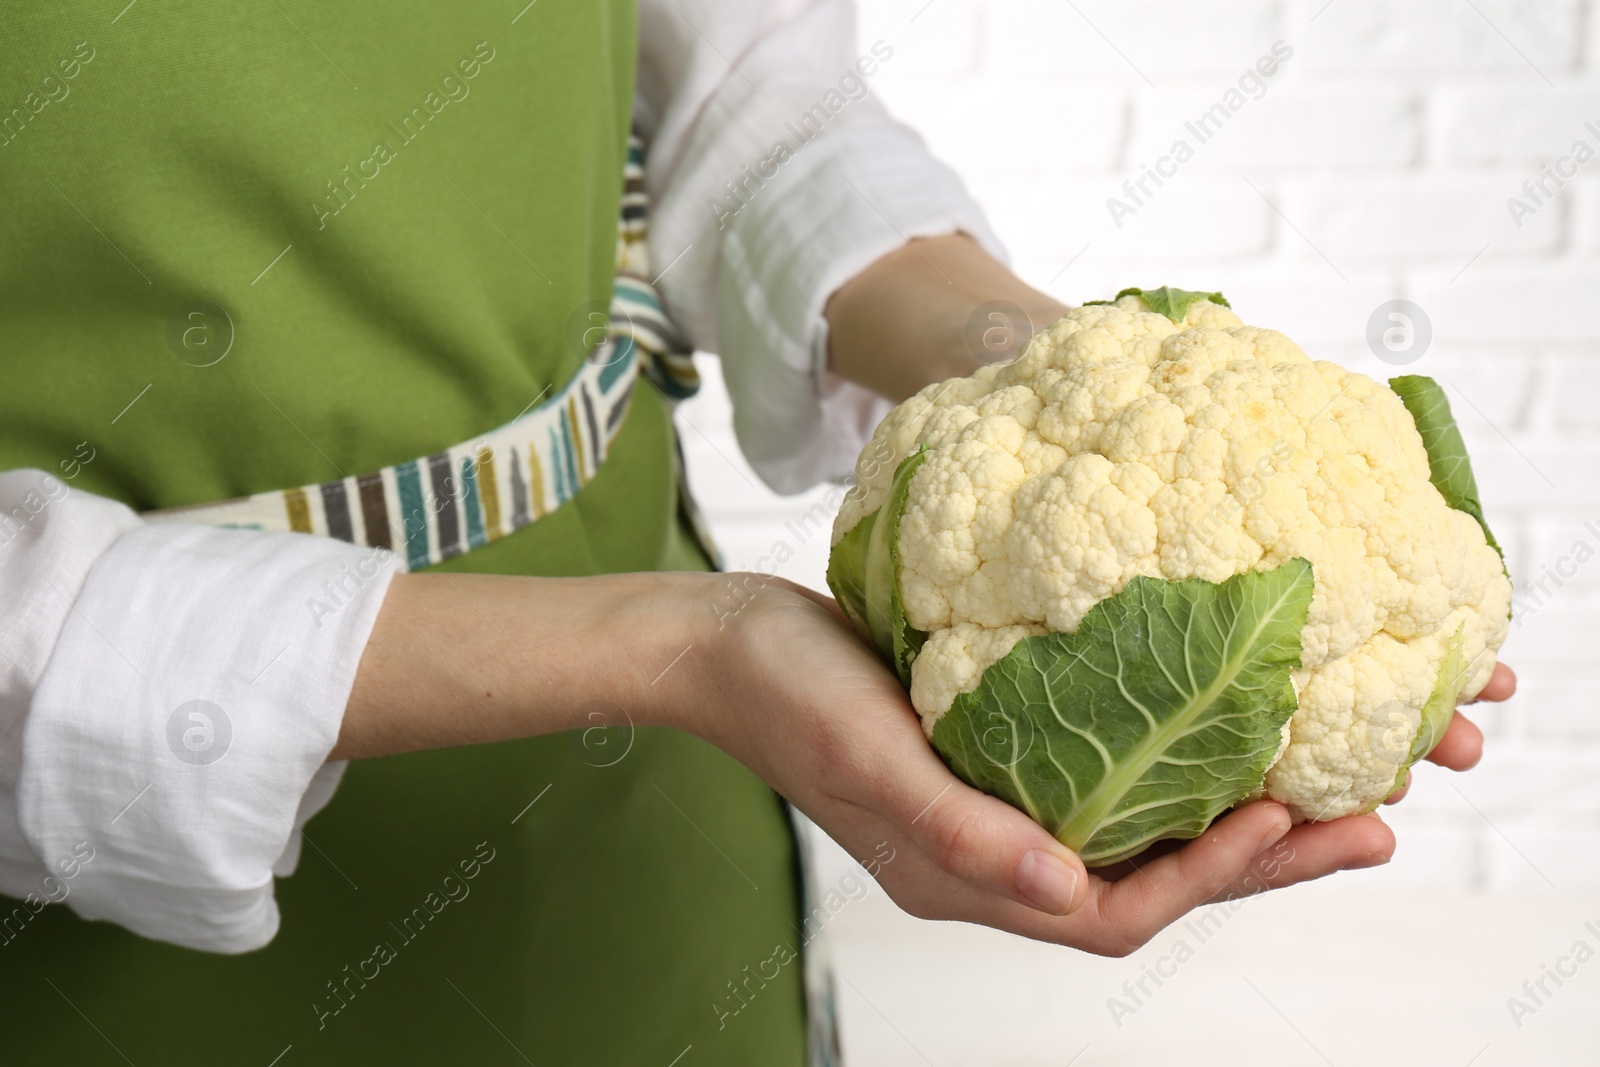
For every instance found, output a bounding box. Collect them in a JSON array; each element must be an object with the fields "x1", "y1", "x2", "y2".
[{"x1": 0, "y1": 3, "x2": 808, "y2": 1063}]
